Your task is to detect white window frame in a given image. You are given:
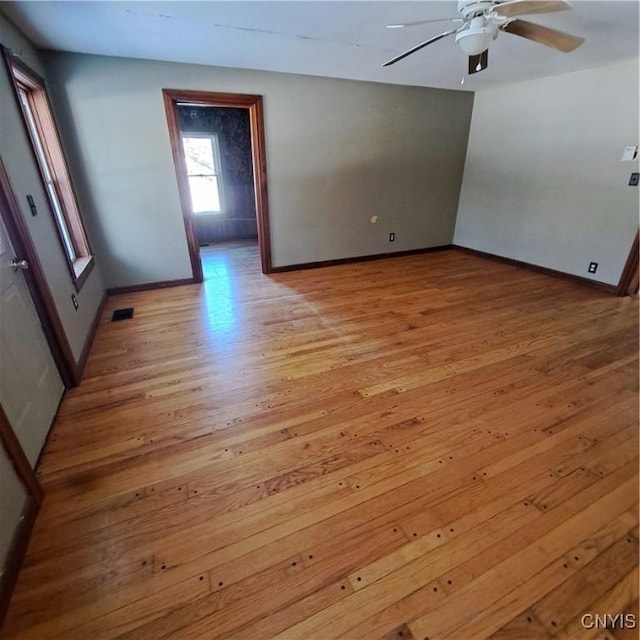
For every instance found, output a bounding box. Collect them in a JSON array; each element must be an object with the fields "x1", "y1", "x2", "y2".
[{"x1": 181, "y1": 132, "x2": 225, "y2": 215}]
